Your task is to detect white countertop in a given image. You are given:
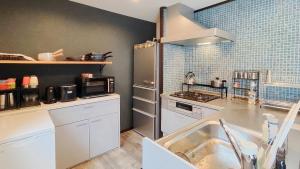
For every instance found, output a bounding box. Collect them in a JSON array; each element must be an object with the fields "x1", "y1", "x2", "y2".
[
  {"x1": 0, "y1": 94, "x2": 120, "y2": 145},
  {"x1": 0, "y1": 109, "x2": 54, "y2": 144}
]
